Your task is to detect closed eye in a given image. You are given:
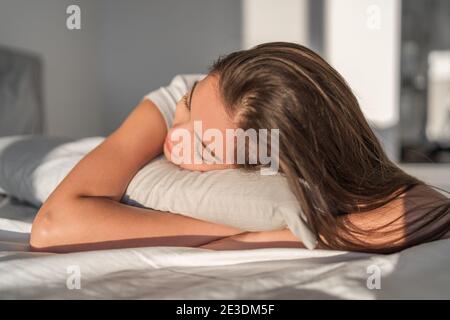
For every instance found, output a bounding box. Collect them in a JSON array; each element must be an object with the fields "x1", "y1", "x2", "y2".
[{"x1": 185, "y1": 81, "x2": 198, "y2": 111}]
